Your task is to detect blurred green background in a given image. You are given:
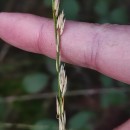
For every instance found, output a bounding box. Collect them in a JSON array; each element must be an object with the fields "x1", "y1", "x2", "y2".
[{"x1": 0, "y1": 0, "x2": 130, "y2": 130}]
